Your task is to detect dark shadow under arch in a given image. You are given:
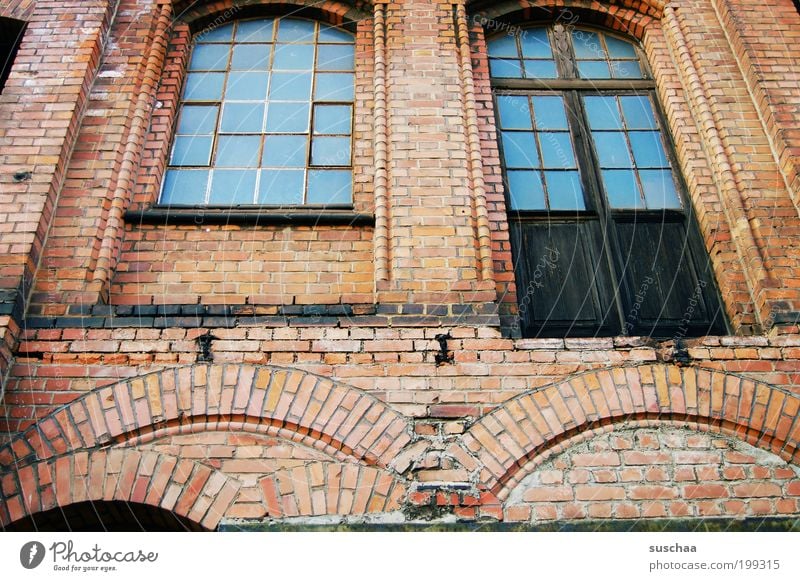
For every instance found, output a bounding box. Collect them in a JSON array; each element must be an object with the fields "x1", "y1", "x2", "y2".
[{"x1": 3, "y1": 500, "x2": 206, "y2": 532}]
